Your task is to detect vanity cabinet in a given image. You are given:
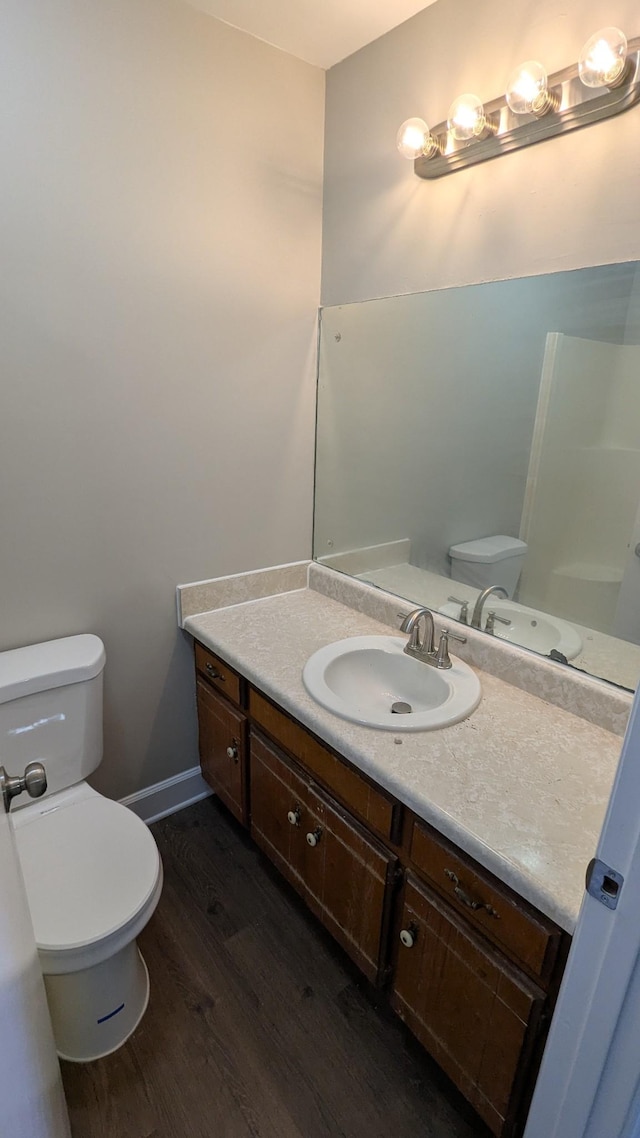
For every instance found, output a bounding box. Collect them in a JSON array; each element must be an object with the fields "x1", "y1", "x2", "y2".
[{"x1": 193, "y1": 640, "x2": 569, "y2": 1138}]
